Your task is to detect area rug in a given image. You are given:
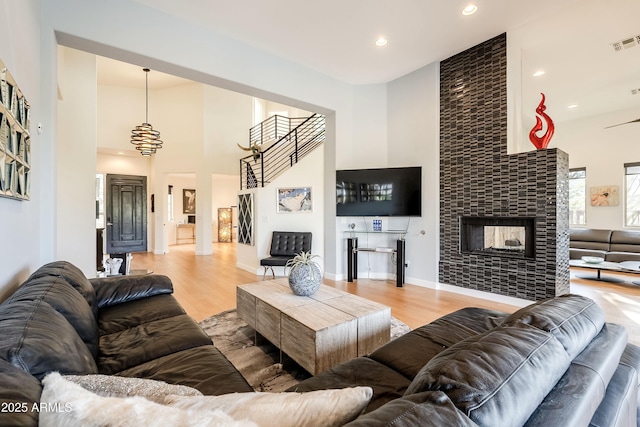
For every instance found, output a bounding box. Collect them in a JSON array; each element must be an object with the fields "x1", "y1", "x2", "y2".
[{"x1": 198, "y1": 309, "x2": 411, "y2": 393}]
